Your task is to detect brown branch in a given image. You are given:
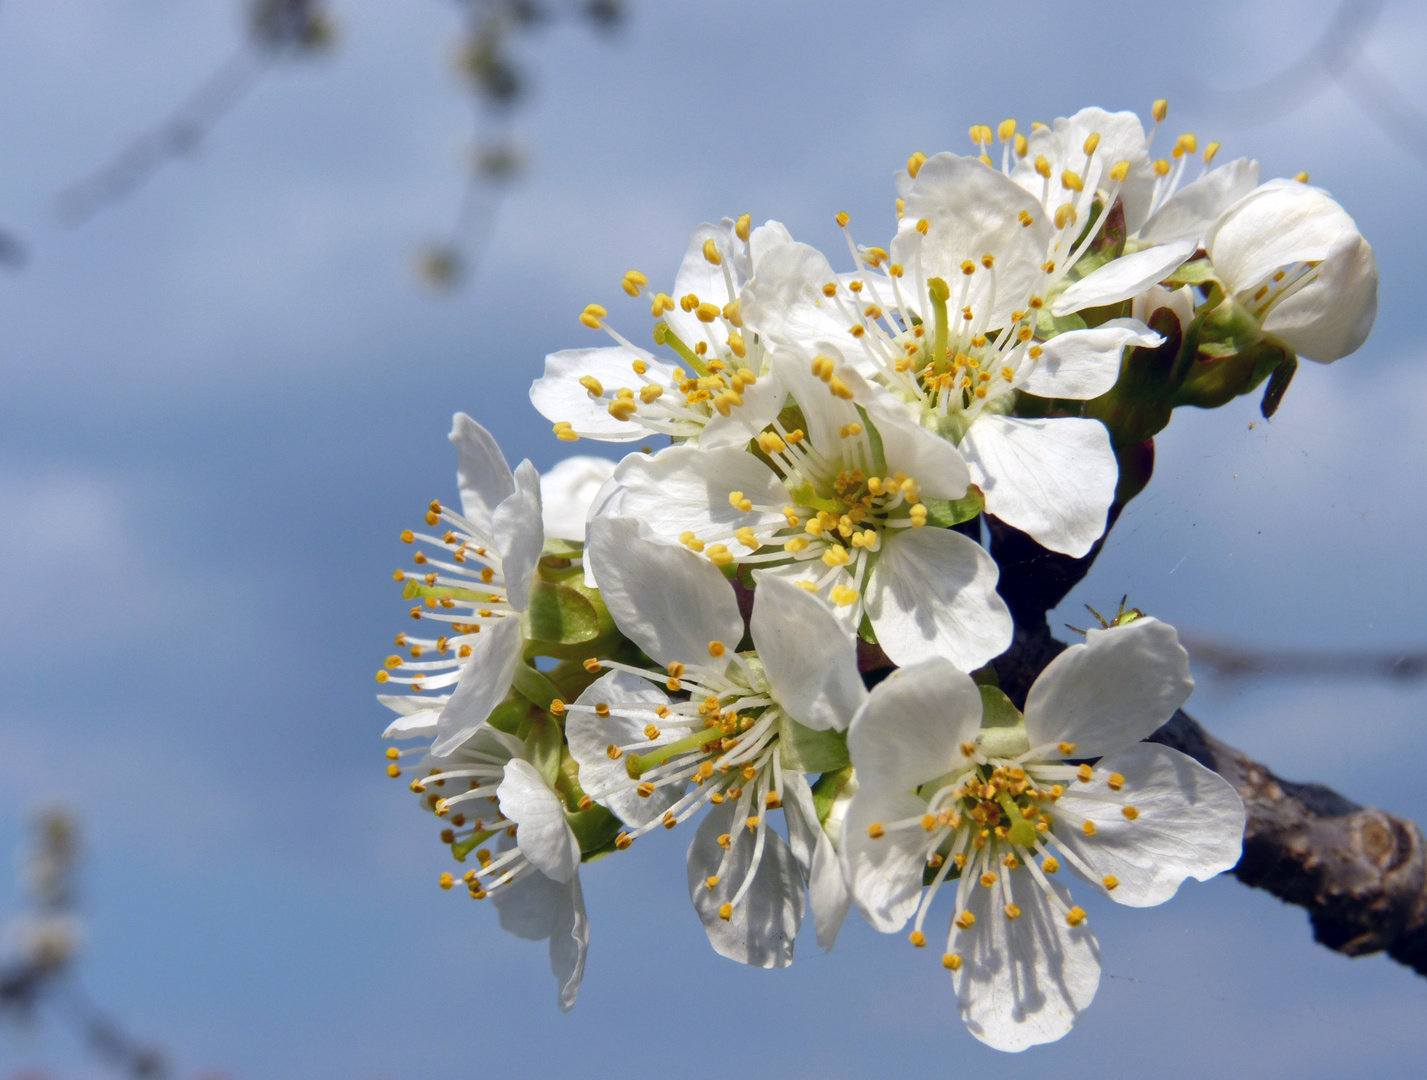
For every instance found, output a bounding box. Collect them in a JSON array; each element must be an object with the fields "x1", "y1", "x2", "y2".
[{"x1": 984, "y1": 532, "x2": 1427, "y2": 976}]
